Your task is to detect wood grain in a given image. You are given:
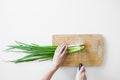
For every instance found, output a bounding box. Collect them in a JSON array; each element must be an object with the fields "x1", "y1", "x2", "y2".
[{"x1": 52, "y1": 34, "x2": 104, "y2": 66}]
